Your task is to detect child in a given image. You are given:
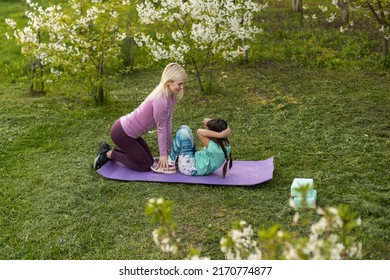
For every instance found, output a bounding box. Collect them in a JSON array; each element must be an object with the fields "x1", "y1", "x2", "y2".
[
  {"x1": 152, "y1": 118, "x2": 232, "y2": 178},
  {"x1": 93, "y1": 63, "x2": 187, "y2": 172}
]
